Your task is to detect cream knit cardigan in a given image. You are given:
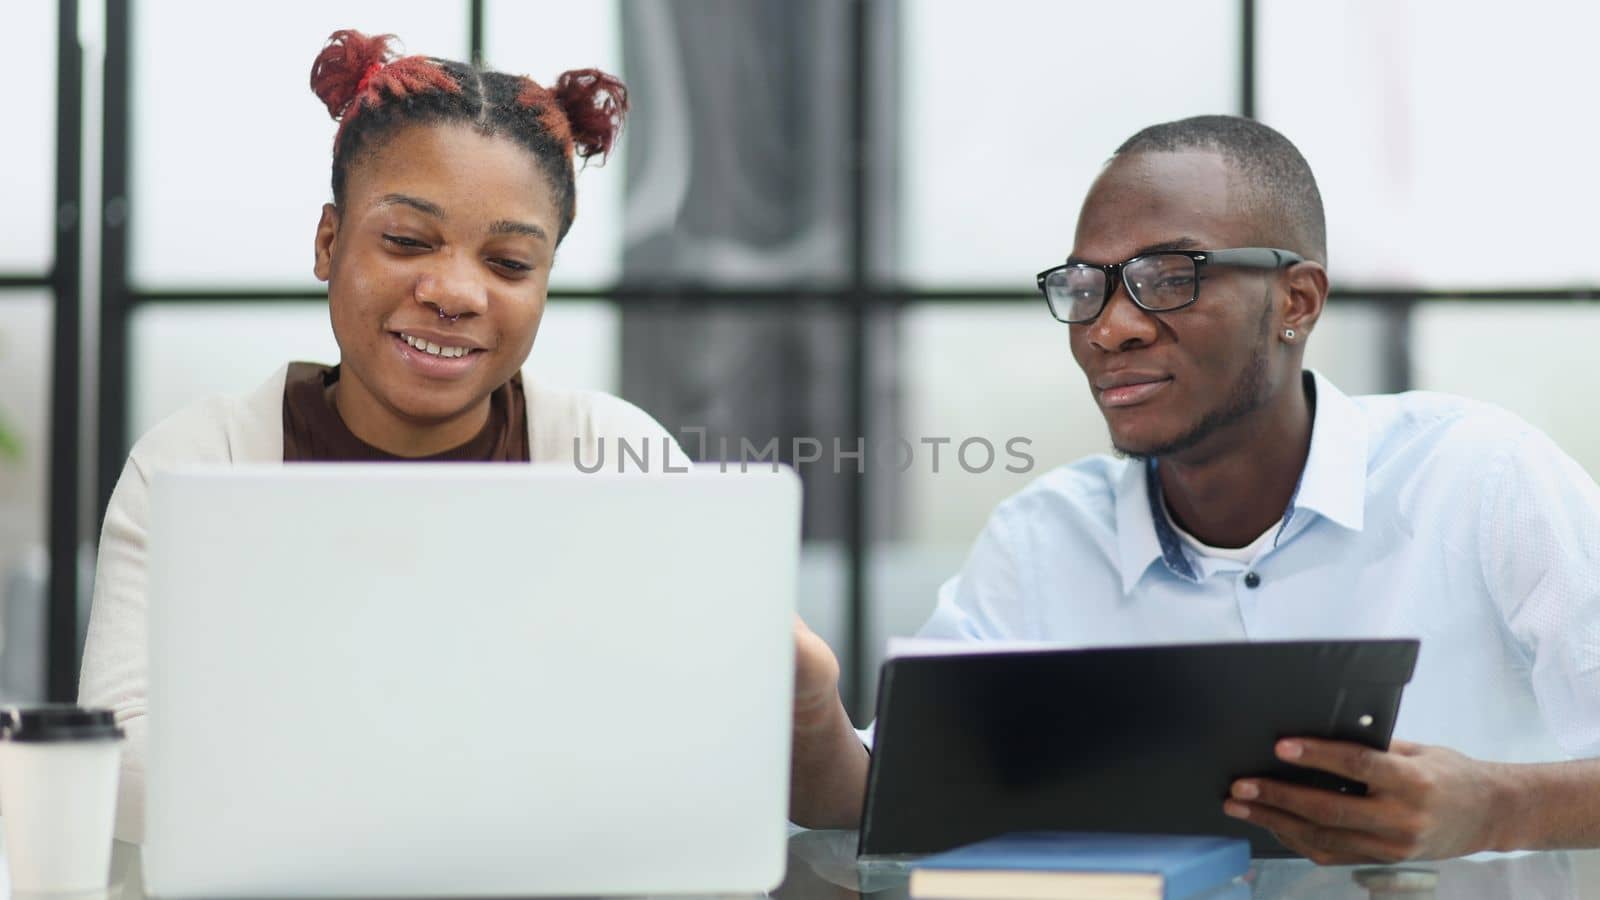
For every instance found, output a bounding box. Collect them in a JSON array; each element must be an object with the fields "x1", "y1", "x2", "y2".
[{"x1": 79, "y1": 364, "x2": 678, "y2": 843}]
